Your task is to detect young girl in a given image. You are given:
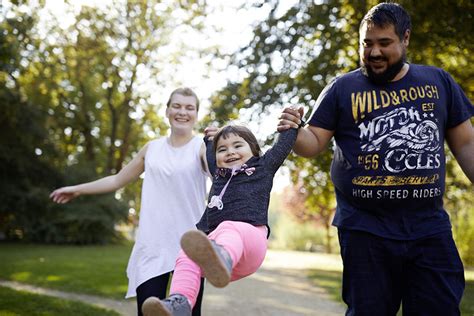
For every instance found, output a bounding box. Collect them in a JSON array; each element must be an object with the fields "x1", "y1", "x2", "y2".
[{"x1": 142, "y1": 124, "x2": 299, "y2": 316}]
